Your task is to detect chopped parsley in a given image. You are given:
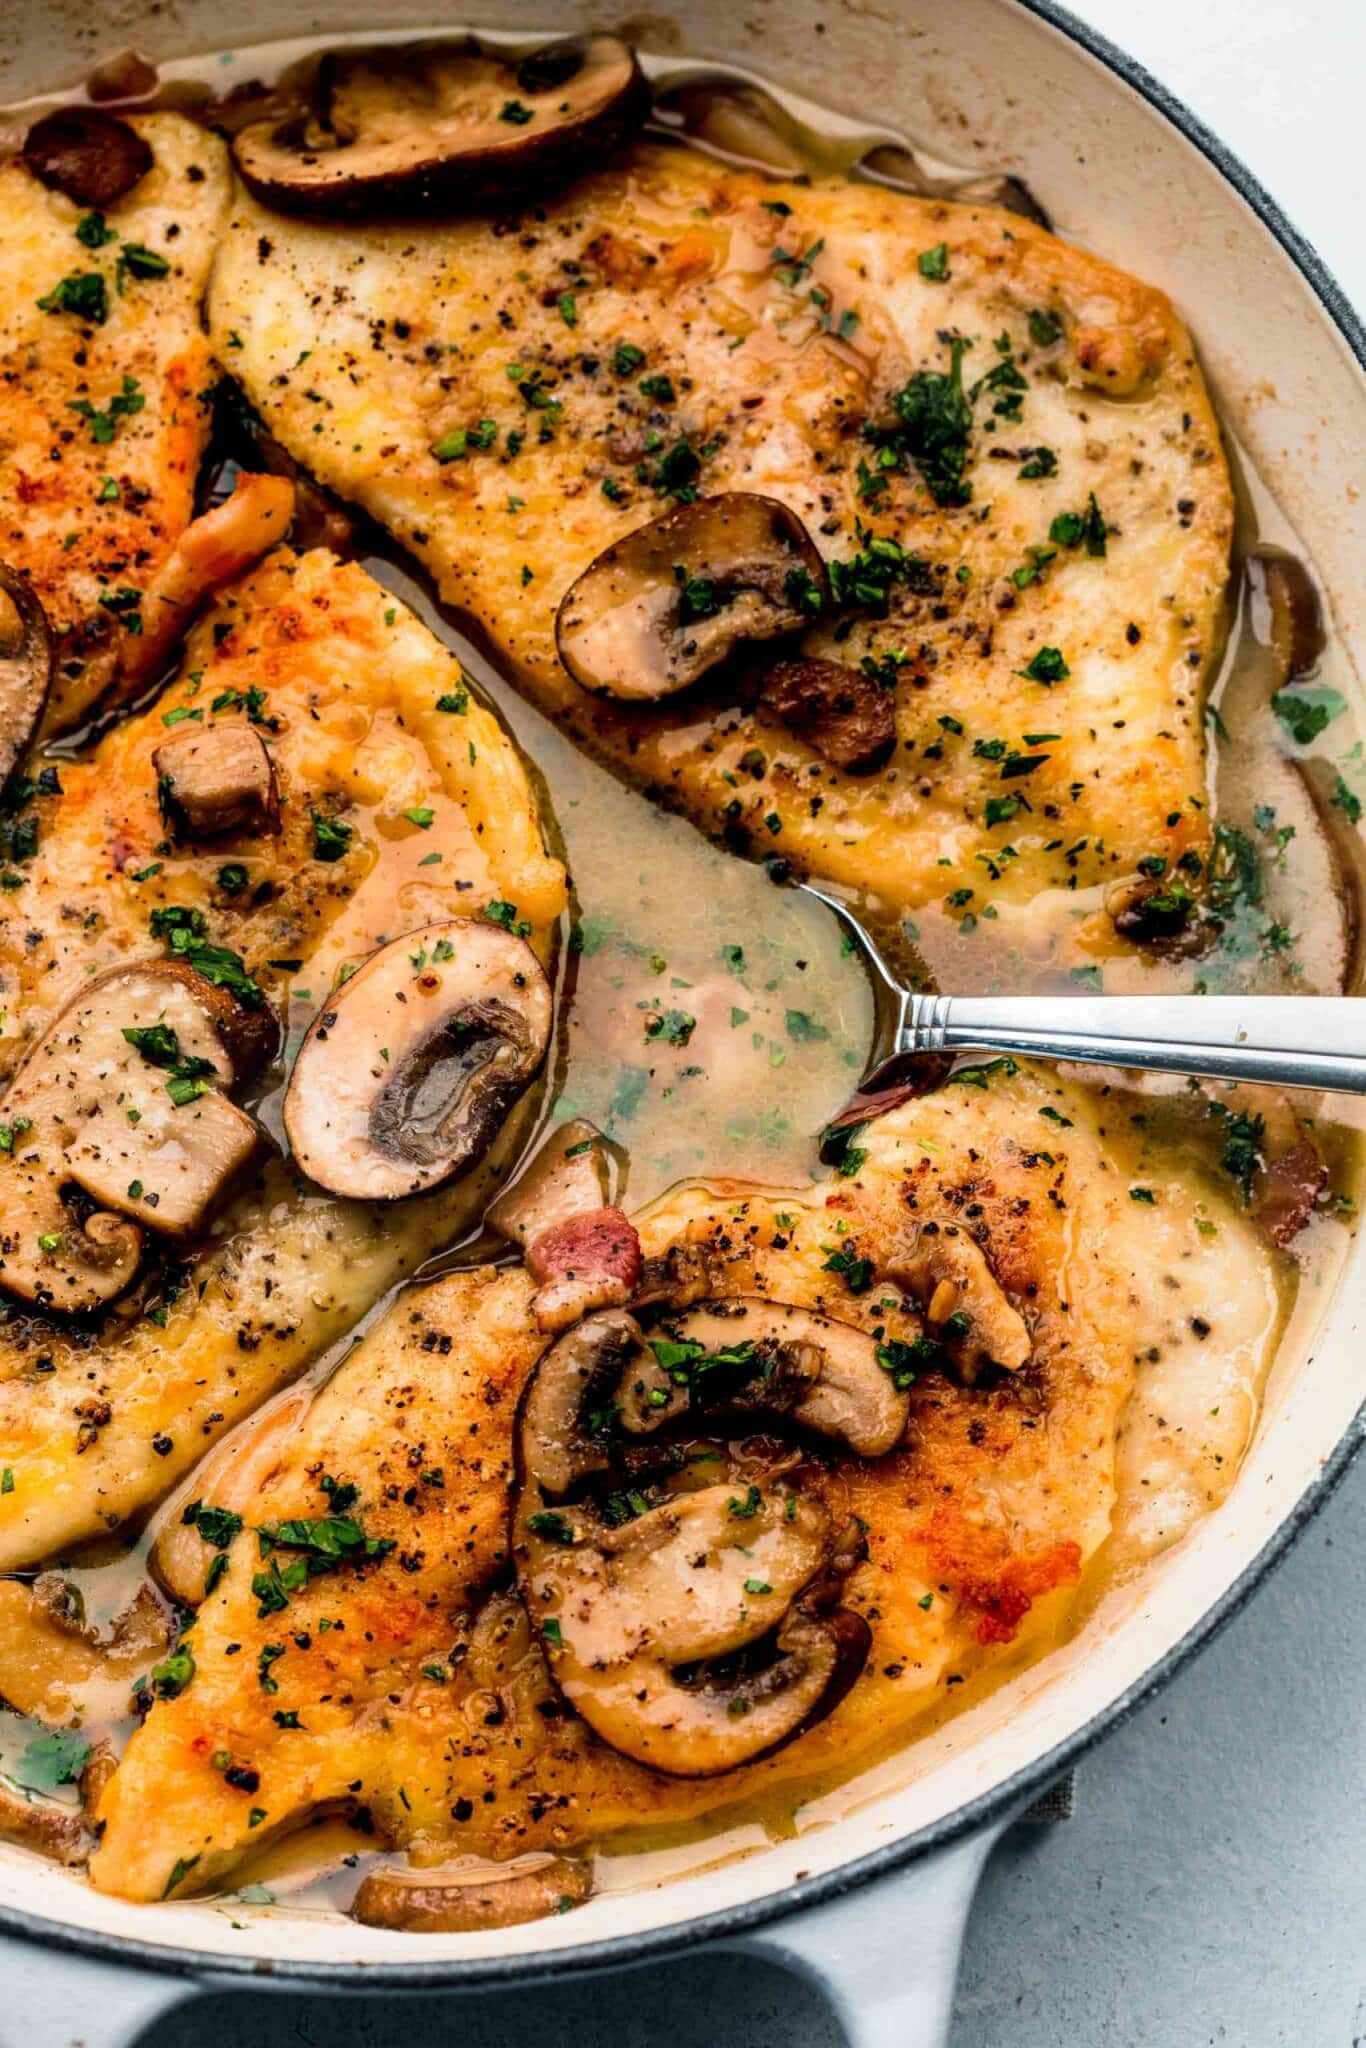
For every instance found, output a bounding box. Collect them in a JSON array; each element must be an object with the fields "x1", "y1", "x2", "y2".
[
  {"x1": 821, "y1": 1244, "x2": 874, "y2": 1293},
  {"x1": 118, "y1": 242, "x2": 170, "y2": 282},
  {"x1": 645, "y1": 1008, "x2": 696, "y2": 1046},
  {"x1": 1019, "y1": 645, "x2": 1070, "y2": 685},
  {"x1": 311, "y1": 809, "x2": 354, "y2": 862},
  {"x1": 484, "y1": 899, "x2": 532, "y2": 937},
  {"x1": 122, "y1": 1022, "x2": 217, "y2": 1107},
  {"x1": 880, "y1": 336, "x2": 974, "y2": 508},
  {"x1": 1271, "y1": 685, "x2": 1345, "y2": 747},
  {"x1": 38, "y1": 270, "x2": 108, "y2": 324},
  {"x1": 68, "y1": 373, "x2": 144, "y2": 445}
]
